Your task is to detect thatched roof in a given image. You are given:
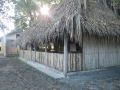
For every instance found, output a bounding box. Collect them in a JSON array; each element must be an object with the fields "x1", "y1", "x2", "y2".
[{"x1": 17, "y1": 0, "x2": 120, "y2": 47}]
